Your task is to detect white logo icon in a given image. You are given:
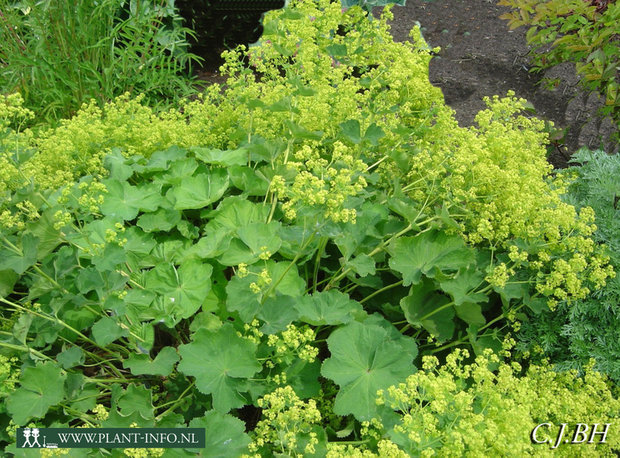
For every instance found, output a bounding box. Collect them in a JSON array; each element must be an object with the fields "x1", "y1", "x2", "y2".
[
  {"x1": 21, "y1": 428, "x2": 46, "y2": 448},
  {"x1": 22, "y1": 428, "x2": 32, "y2": 447},
  {"x1": 31, "y1": 428, "x2": 42, "y2": 447}
]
